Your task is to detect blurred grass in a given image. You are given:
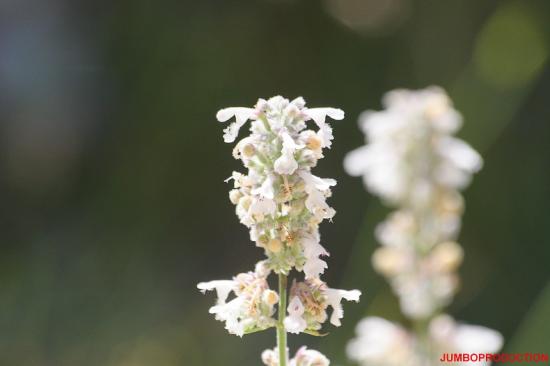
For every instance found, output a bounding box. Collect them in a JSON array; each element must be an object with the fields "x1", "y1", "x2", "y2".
[{"x1": 504, "y1": 282, "x2": 550, "y2": 355}]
